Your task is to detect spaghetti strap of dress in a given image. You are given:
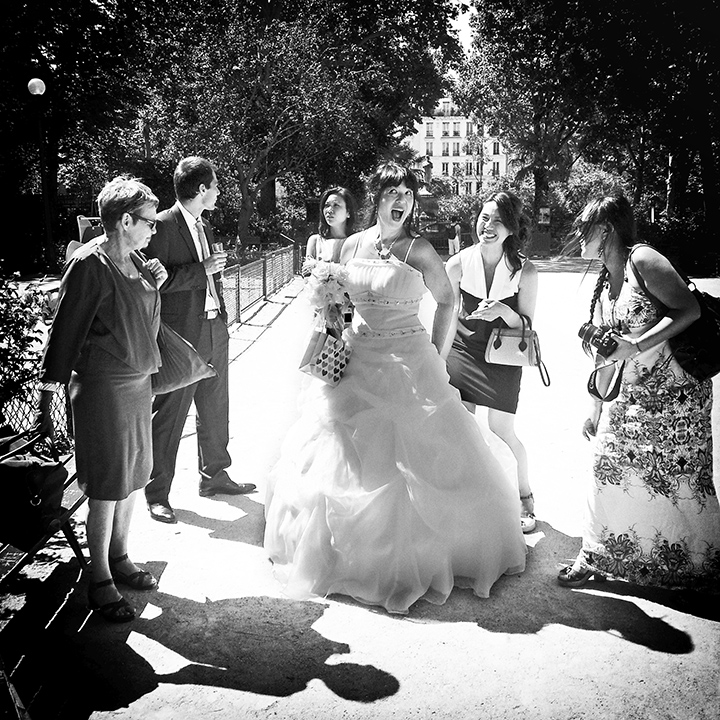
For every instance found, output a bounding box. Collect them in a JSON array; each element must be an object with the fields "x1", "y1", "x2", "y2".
[{"x1": 402, "y1": 235, "x2": 418, "y2": 263}]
